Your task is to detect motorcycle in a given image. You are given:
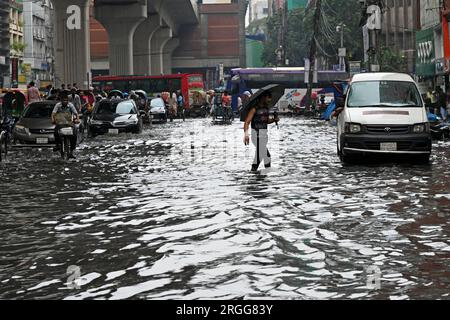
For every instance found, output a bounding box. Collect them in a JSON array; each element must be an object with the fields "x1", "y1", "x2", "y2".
[
  {"x1": 58, "y1": 126, "x2": 75, "y2": 160},
  {"x1": 430, "y1": 121, "x2": 450, "y2": 141},
  {"x1": 55, "y1": 113, "x2": 78, "y2": 160}
]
